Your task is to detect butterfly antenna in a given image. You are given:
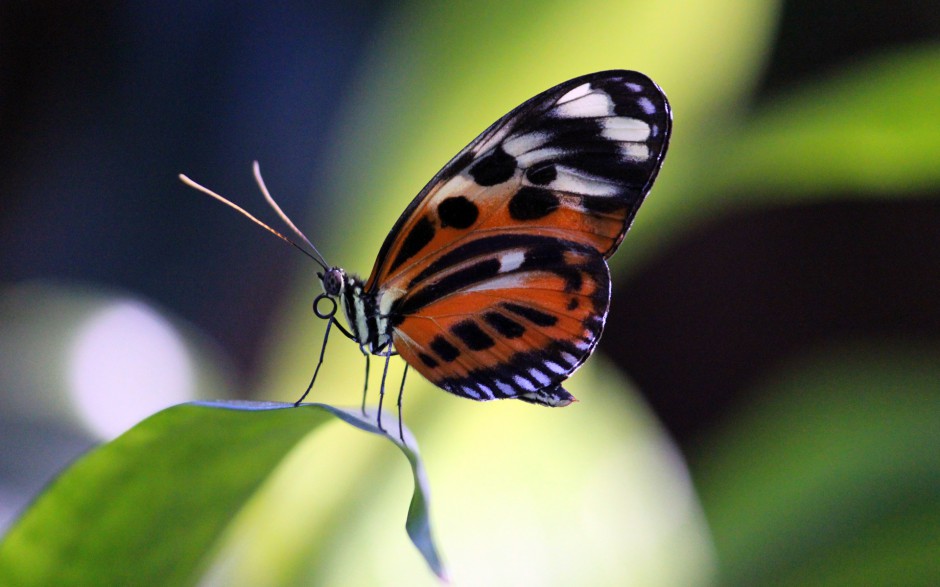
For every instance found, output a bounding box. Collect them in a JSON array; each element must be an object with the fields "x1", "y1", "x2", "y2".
[
  {"x1": 252, "y1": 161, "x2": 331, "y2": 271},
  {"x1": 178, "y1": 172, "x2": 329, "y2": 271}
]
